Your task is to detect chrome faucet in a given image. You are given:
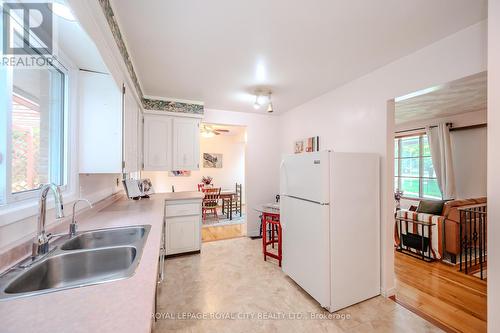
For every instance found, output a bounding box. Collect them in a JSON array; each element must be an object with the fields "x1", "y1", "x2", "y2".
[
  {"x1": 70, "y1": 199, "x2": 93, "y2": 237},
  {"x1": 32, "y1": 184, "x2": 64, "y2": 258}
]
